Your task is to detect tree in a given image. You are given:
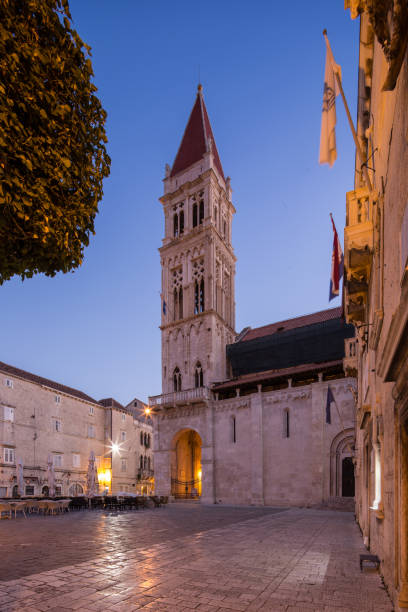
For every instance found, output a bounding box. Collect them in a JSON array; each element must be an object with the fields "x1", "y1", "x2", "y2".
[{"x1": 0, "y1": 0, "x2": 111, "y2": 283}]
